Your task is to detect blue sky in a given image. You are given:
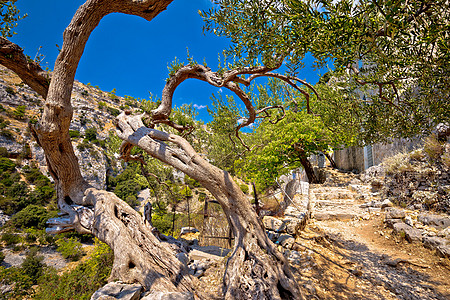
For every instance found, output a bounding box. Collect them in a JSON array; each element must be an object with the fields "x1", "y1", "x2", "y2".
[{"x1": 11, "y1": 0, "x2": 324, "y2": 123}]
